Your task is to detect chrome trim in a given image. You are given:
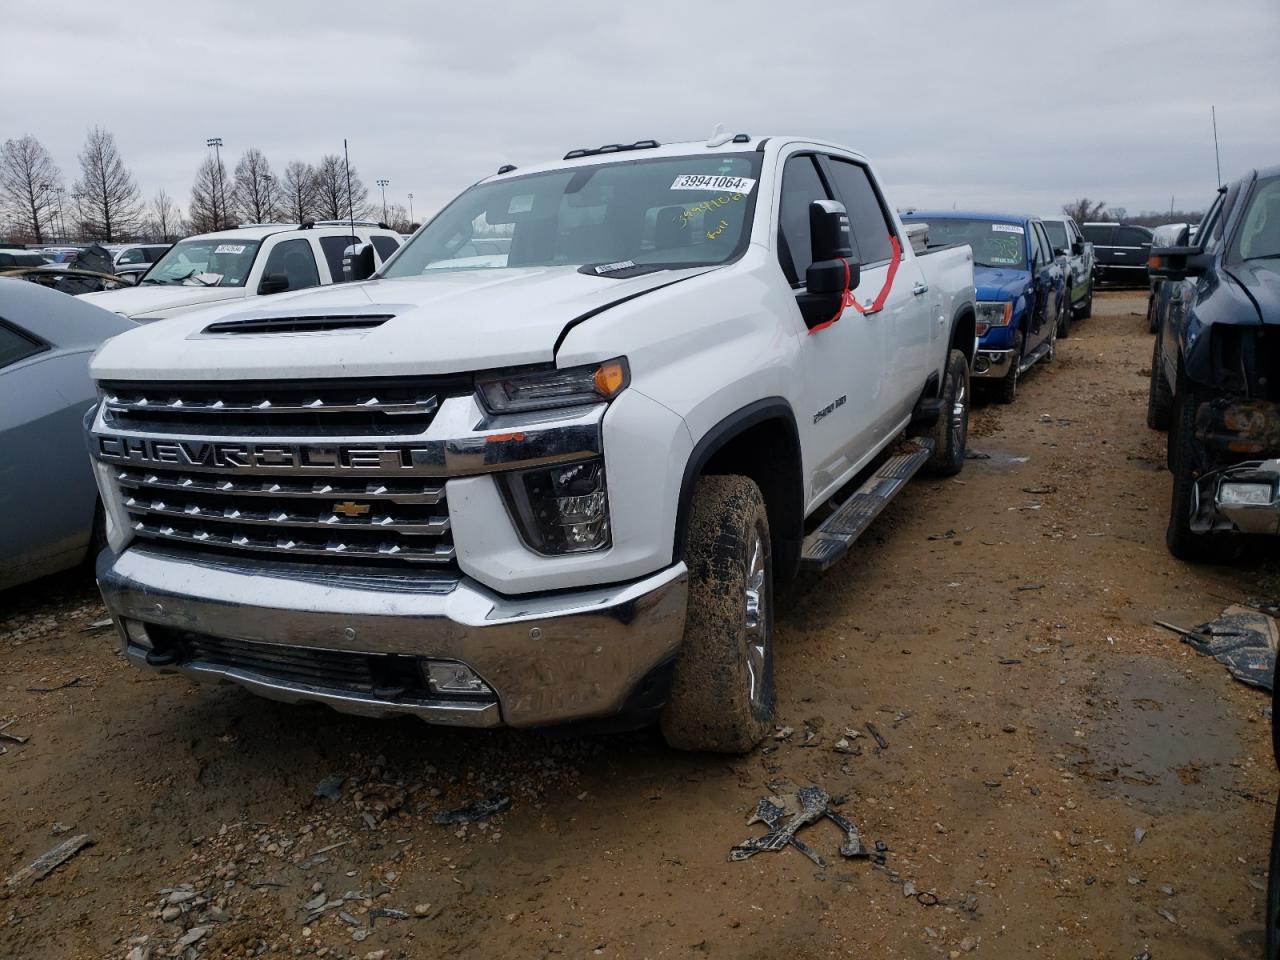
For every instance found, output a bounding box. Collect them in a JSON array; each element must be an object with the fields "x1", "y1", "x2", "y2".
[
  {"x1": 114, "y1": 468, "x2": 445, "y2": 505},
  {"x1": 127, "y1": 520, "x2": 457, "y2": 563},
  {"x1": 105, "y1": 394, "x2": 438, "y2": 418},
  {"x1": 122, "y1": 494, "x2": 451, "y2": 535},
  {"x1": 1194, "y1": 459, "x2": 1280, "y2": 536},
  {"x1": 97, "y1": 546, "x2": 689, "y2": 727},
  {"x1": 974, "y1": 349, "x2": 1014, "y2": 379}
]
